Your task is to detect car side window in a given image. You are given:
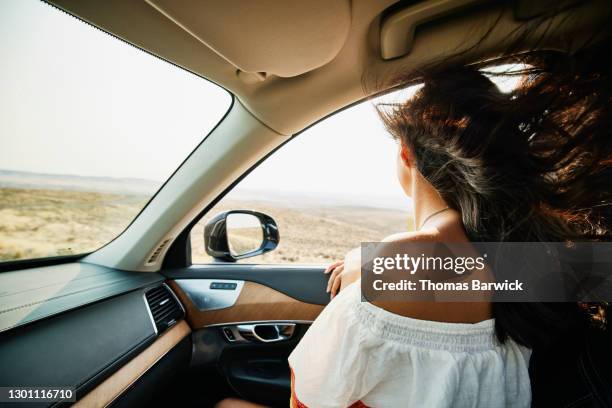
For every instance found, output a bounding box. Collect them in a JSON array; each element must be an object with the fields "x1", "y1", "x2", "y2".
[{"x1": 190, "y1": 99, "x2": 414, "y2": 264}]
